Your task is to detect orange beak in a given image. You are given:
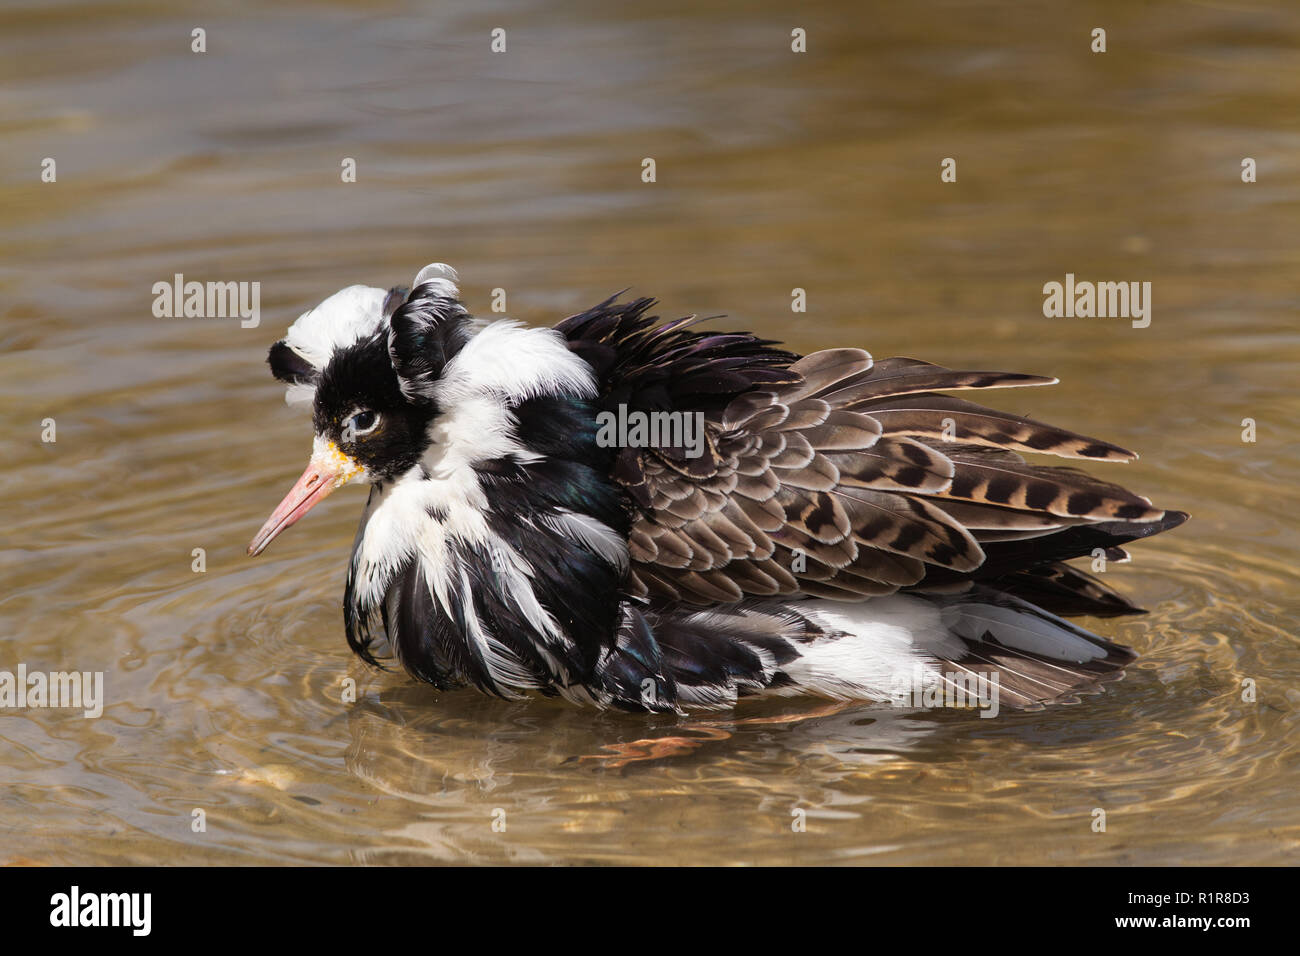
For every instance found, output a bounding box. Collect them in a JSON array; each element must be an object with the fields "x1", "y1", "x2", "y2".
[{"x1": 248, "y1": 440, "x2": 362, "y2": 557}]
